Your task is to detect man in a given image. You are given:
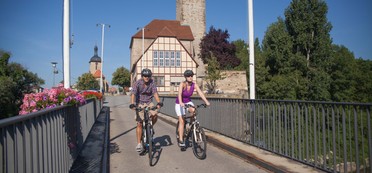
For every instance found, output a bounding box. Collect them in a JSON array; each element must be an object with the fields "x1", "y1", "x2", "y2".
[{"x1": 129, "y1": 68, "x2": 163, "y2": 152}]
